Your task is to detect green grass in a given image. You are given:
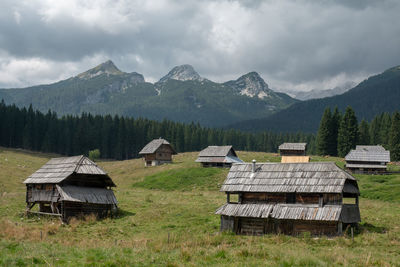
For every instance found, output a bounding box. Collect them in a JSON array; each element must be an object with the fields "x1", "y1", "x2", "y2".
[
  {"x1": 133, "y1": 167, "x2": 226, "y2": 191},
  {"x1": 0, "y1": 148, "x2": 400, "y2": 266},
  {"x1": 355, "y1": 173, "x2": 400, "y2": 202}
]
